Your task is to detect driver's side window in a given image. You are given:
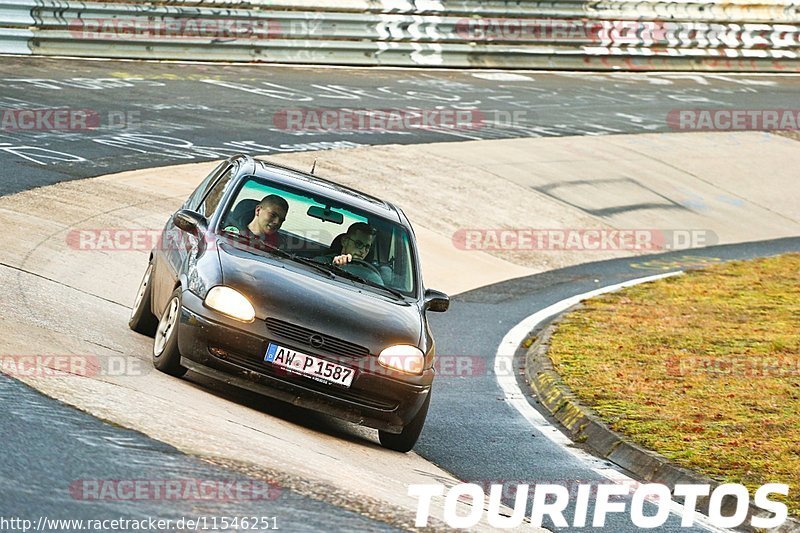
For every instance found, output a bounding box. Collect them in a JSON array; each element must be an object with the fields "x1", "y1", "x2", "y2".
[
  {"x1": 197, "y1": 168, "x2": 234, "y2": 218},
  {"x1": 186, "y1": 162, "x2": 225, "y2": 211}
]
